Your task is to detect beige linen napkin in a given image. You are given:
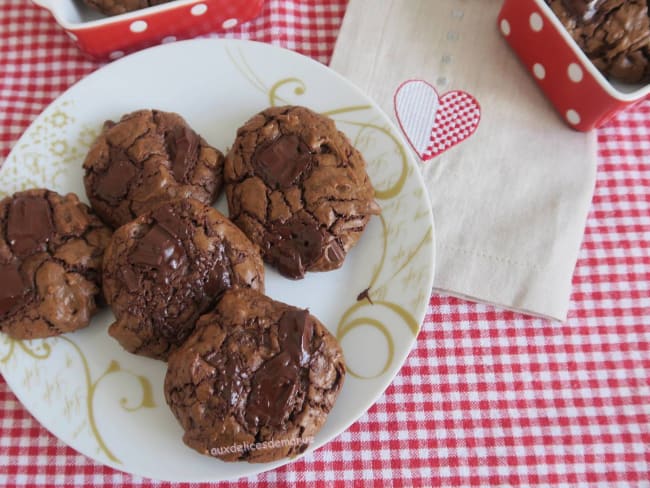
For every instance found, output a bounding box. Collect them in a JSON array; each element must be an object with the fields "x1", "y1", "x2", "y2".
[{"x1": 330, "y1": 0, "x2": 597, "y2": 321}]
